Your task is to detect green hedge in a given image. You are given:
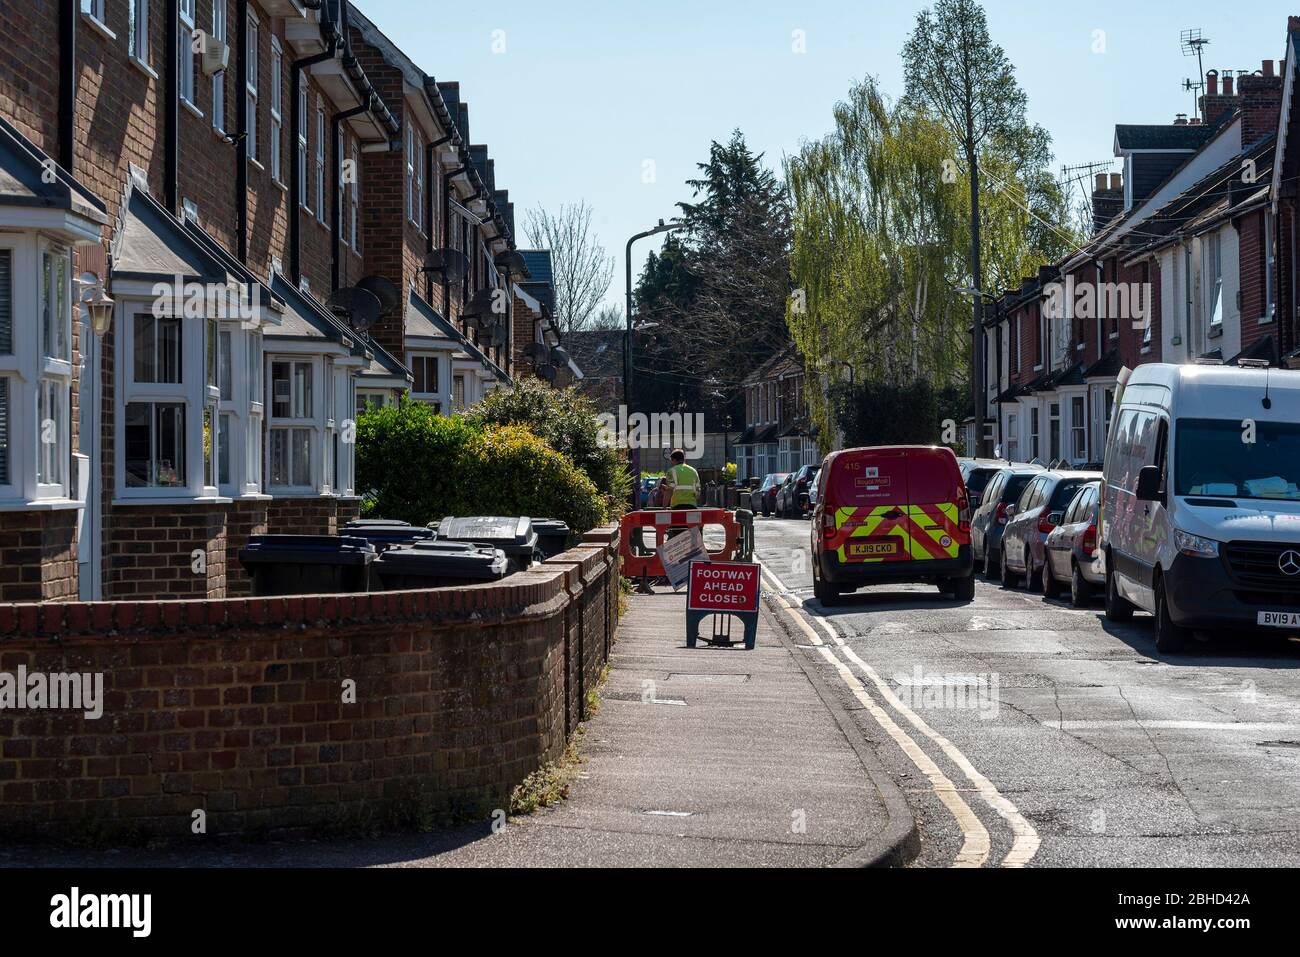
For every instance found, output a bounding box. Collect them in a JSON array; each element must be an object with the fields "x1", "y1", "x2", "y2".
[
  {"x1": 356, "y1": 400, "x2": 605, "y2": 533},
  {"x1": 465, "y1": 379, "x2": 631, "y2": 515}
]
